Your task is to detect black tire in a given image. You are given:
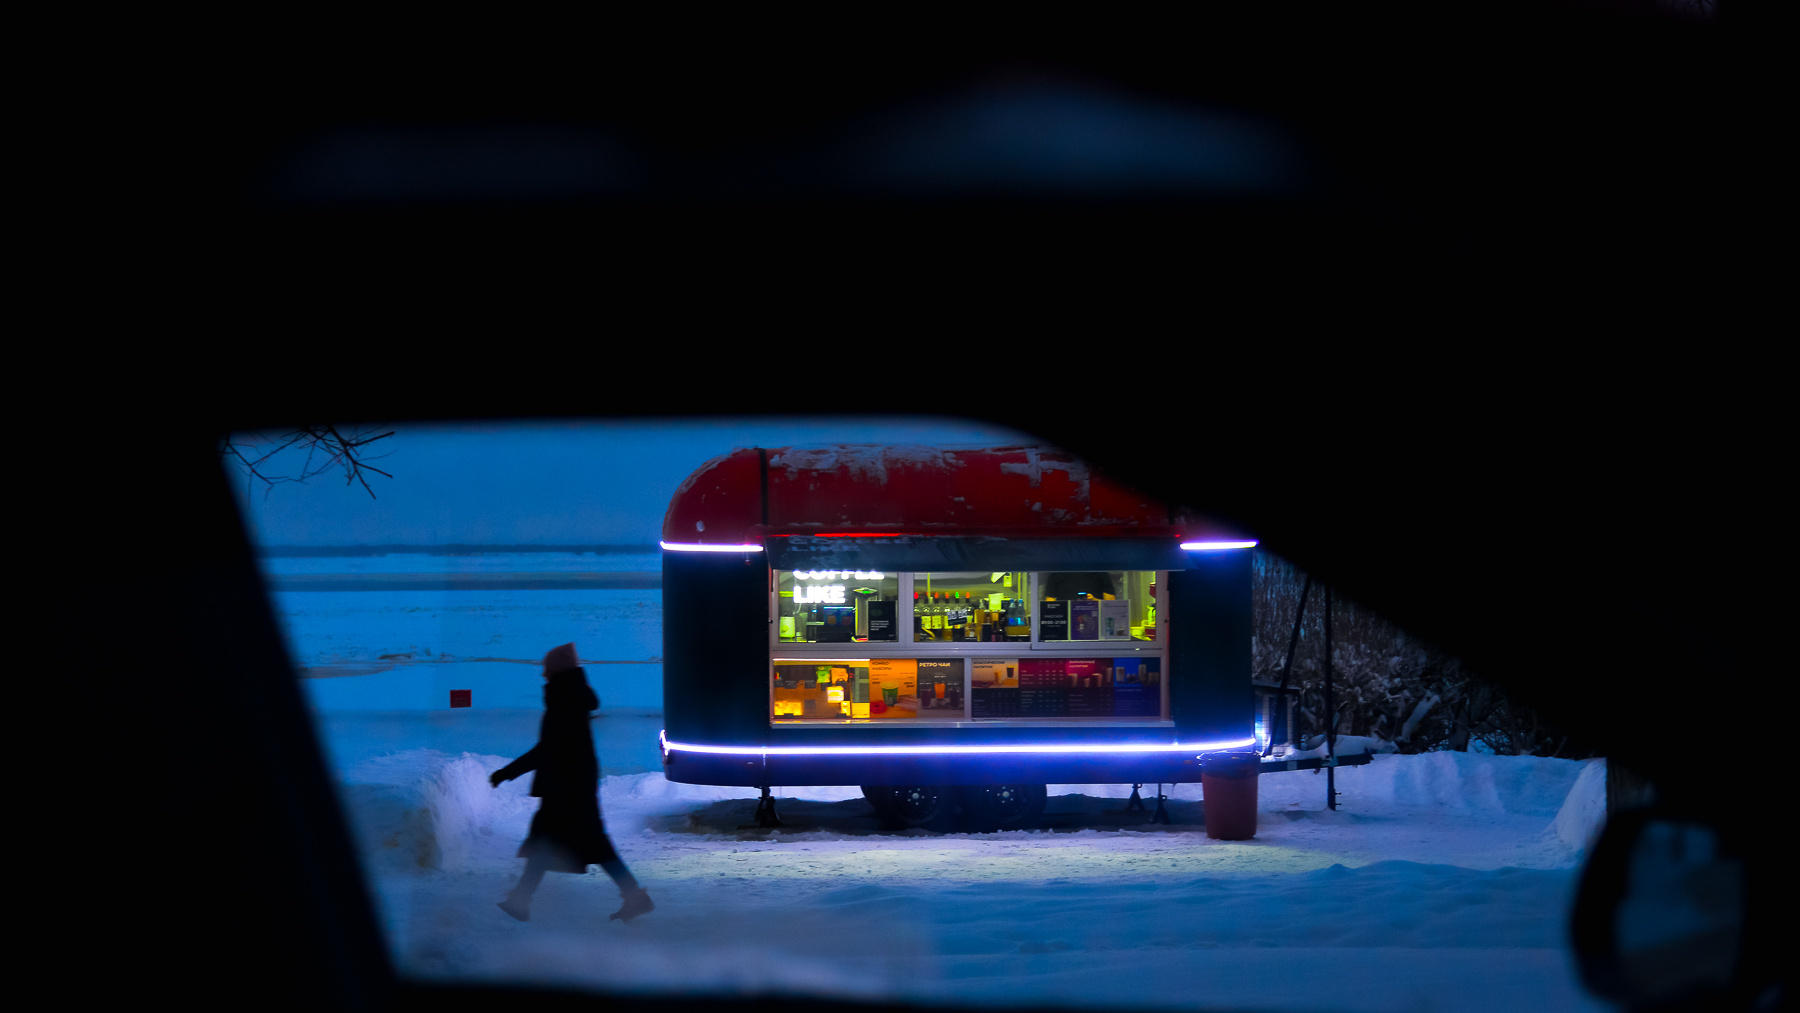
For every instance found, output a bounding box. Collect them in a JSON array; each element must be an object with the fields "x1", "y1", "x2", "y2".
[
  {"x1": 886, "y1": 785, "x2": 953, "y2": 829},
  {"x1": 860, "y1": 785, "x2": 898, "y2": 818},
  {"x1": 960, "y1": 784, "x2": 1047, "y2": 831}
]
